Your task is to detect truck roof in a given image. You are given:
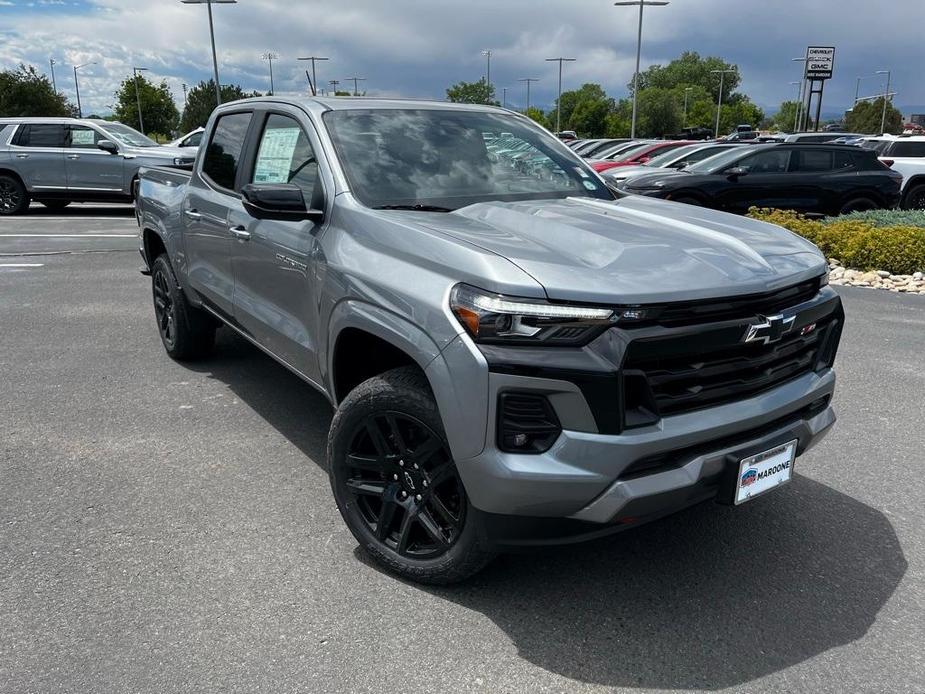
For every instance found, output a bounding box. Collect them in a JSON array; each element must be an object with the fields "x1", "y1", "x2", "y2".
[{"x1": 218, "y1": 95, "x2": 512, "y2": 116}]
